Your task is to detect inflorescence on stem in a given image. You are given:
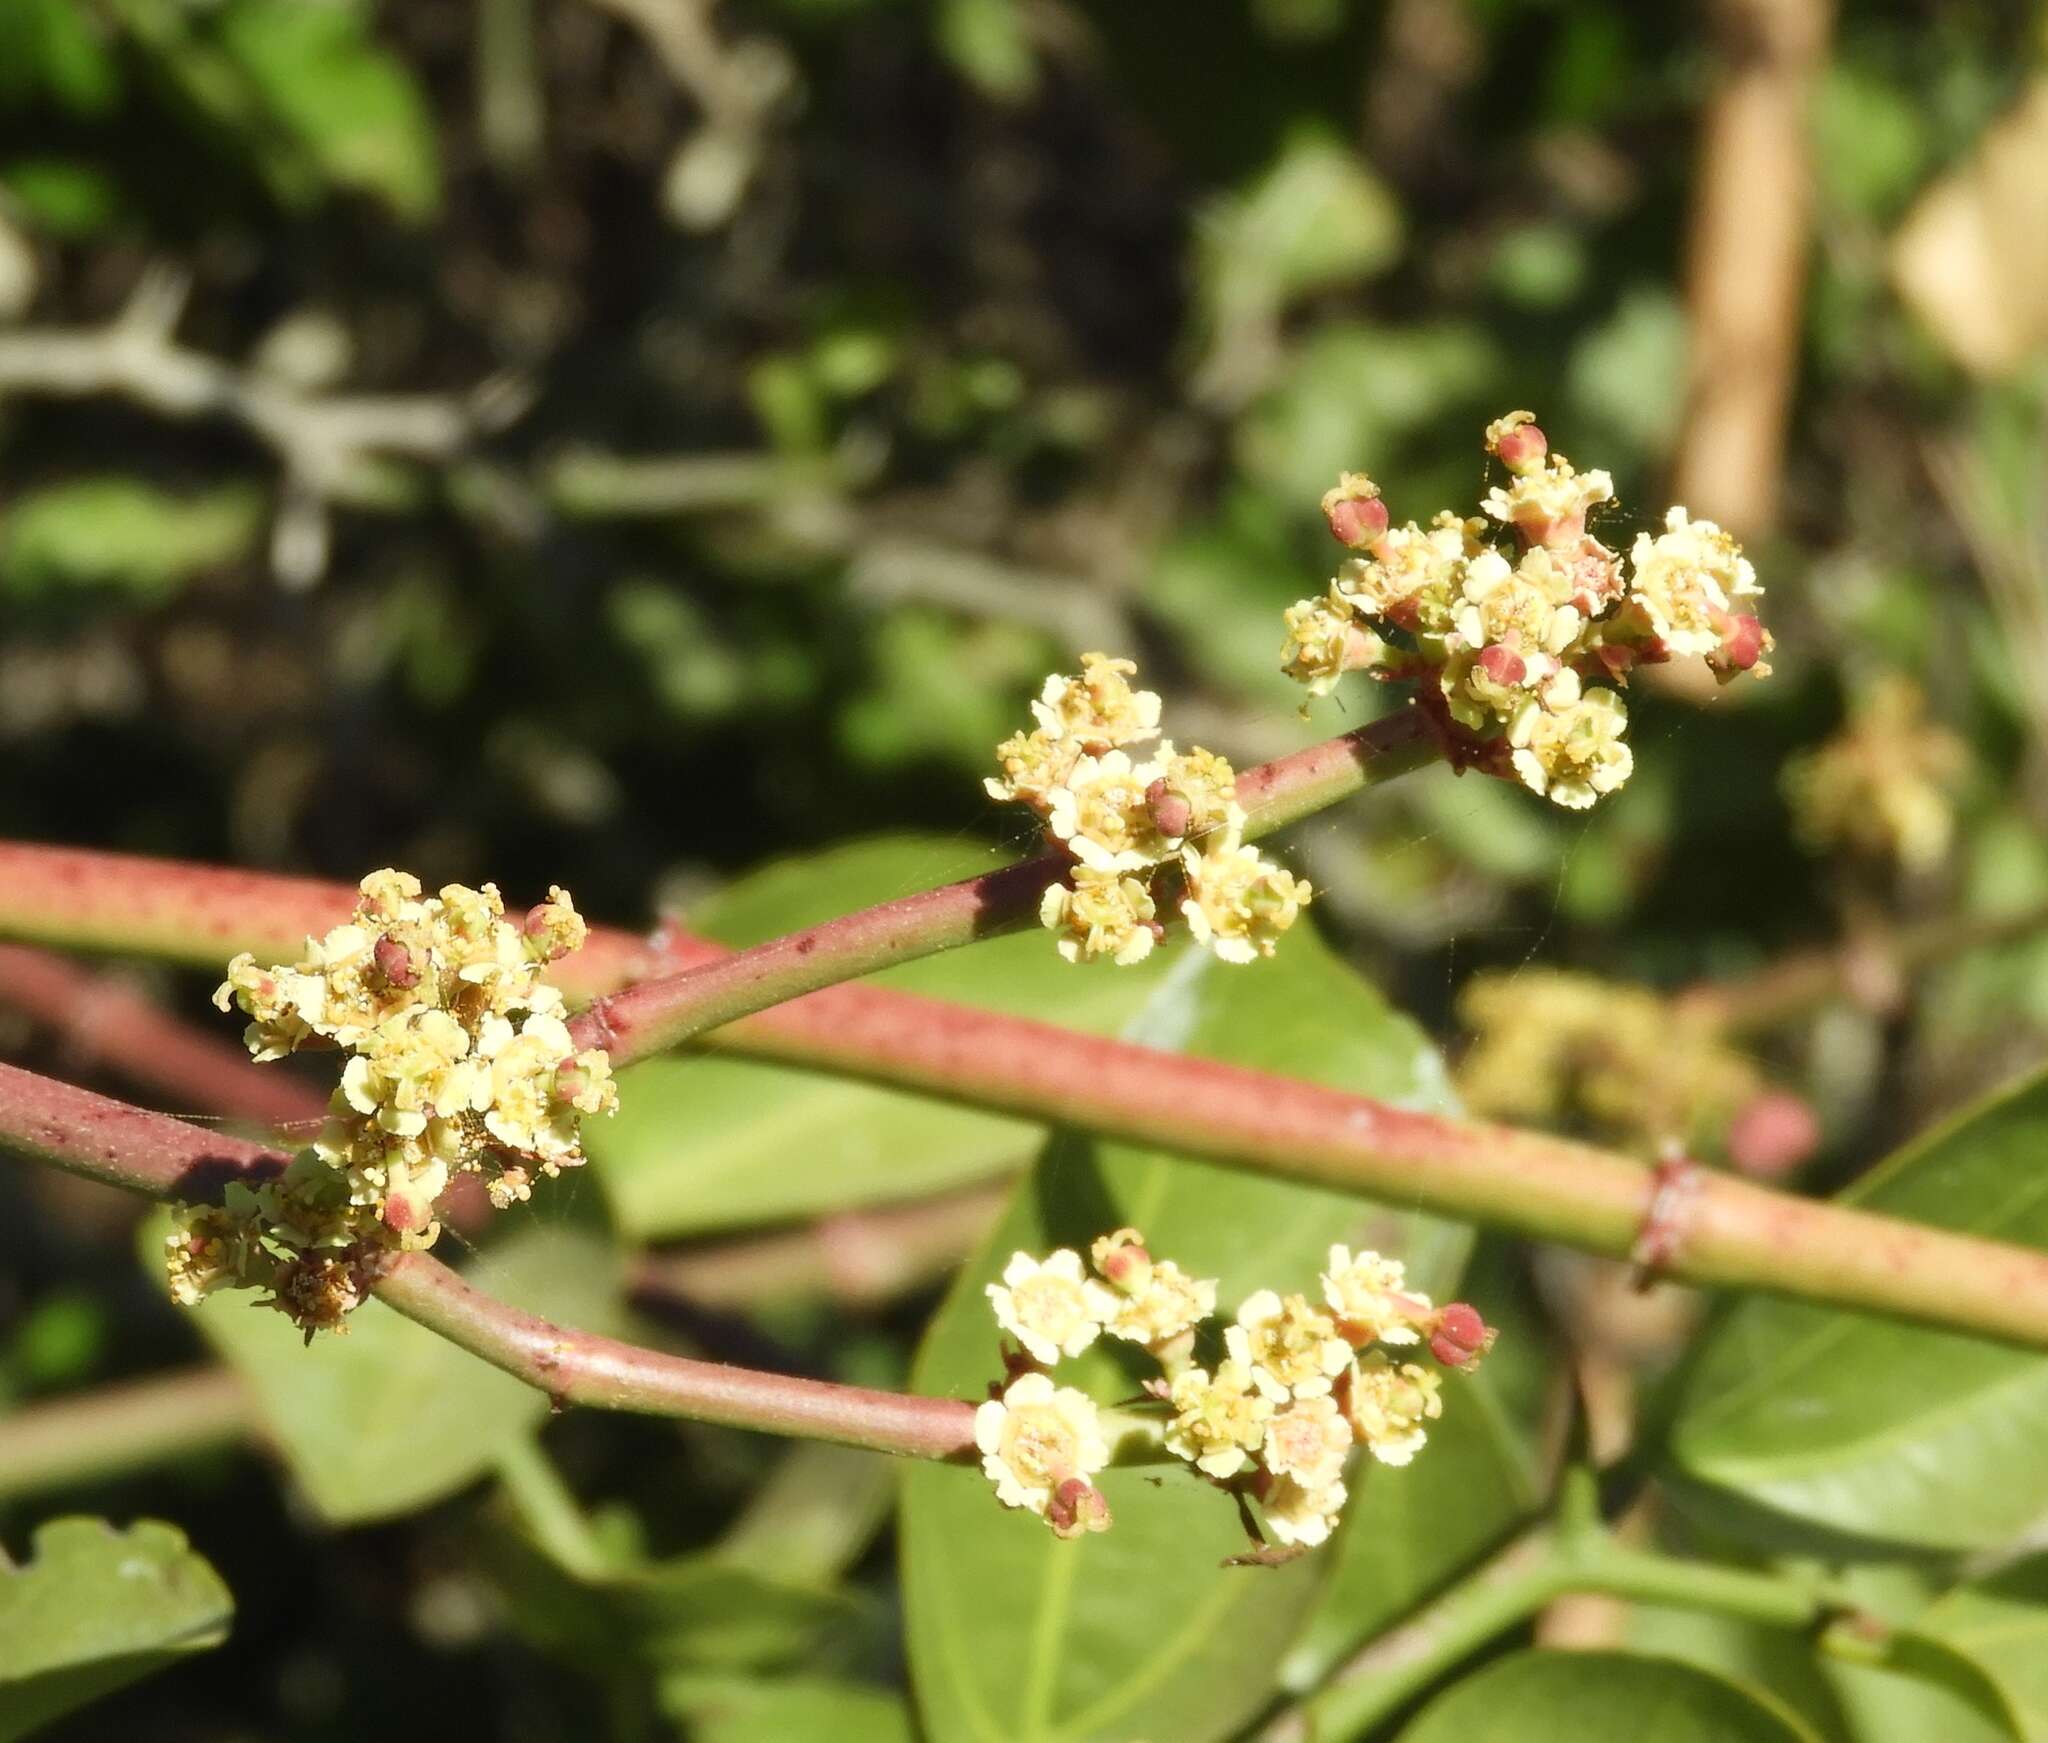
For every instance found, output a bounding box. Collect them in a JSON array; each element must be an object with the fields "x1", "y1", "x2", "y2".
[
  {"x1": 1282, "y1": 410, "x2": 1773, "y2": 805},
  {"x1": 973, "y1": 1227, "x2": 1493, "y2": 1549},
  {"x1": 988, "y1": 655, "x2": 1314, "y2": 968},
  {"x1": 182, "y1": 871, "x2": 618, "y2": 1333}
]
